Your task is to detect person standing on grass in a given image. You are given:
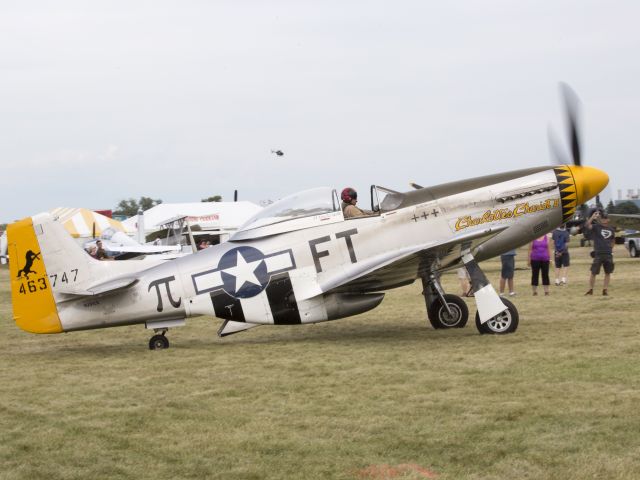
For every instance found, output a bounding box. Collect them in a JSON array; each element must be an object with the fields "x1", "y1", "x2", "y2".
[
  {"x1": 527, "y1": 234, "x2": 551, "y2": 296},
  {"x1": 552, "y1": 224, "x2": 571, "y2": 285},
  {"x1": 584, "y1": 210, "x2": 615, "y2": 296},
  {"x1": 499, "y1": 249, "x2": 517, "y2": 297}
]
